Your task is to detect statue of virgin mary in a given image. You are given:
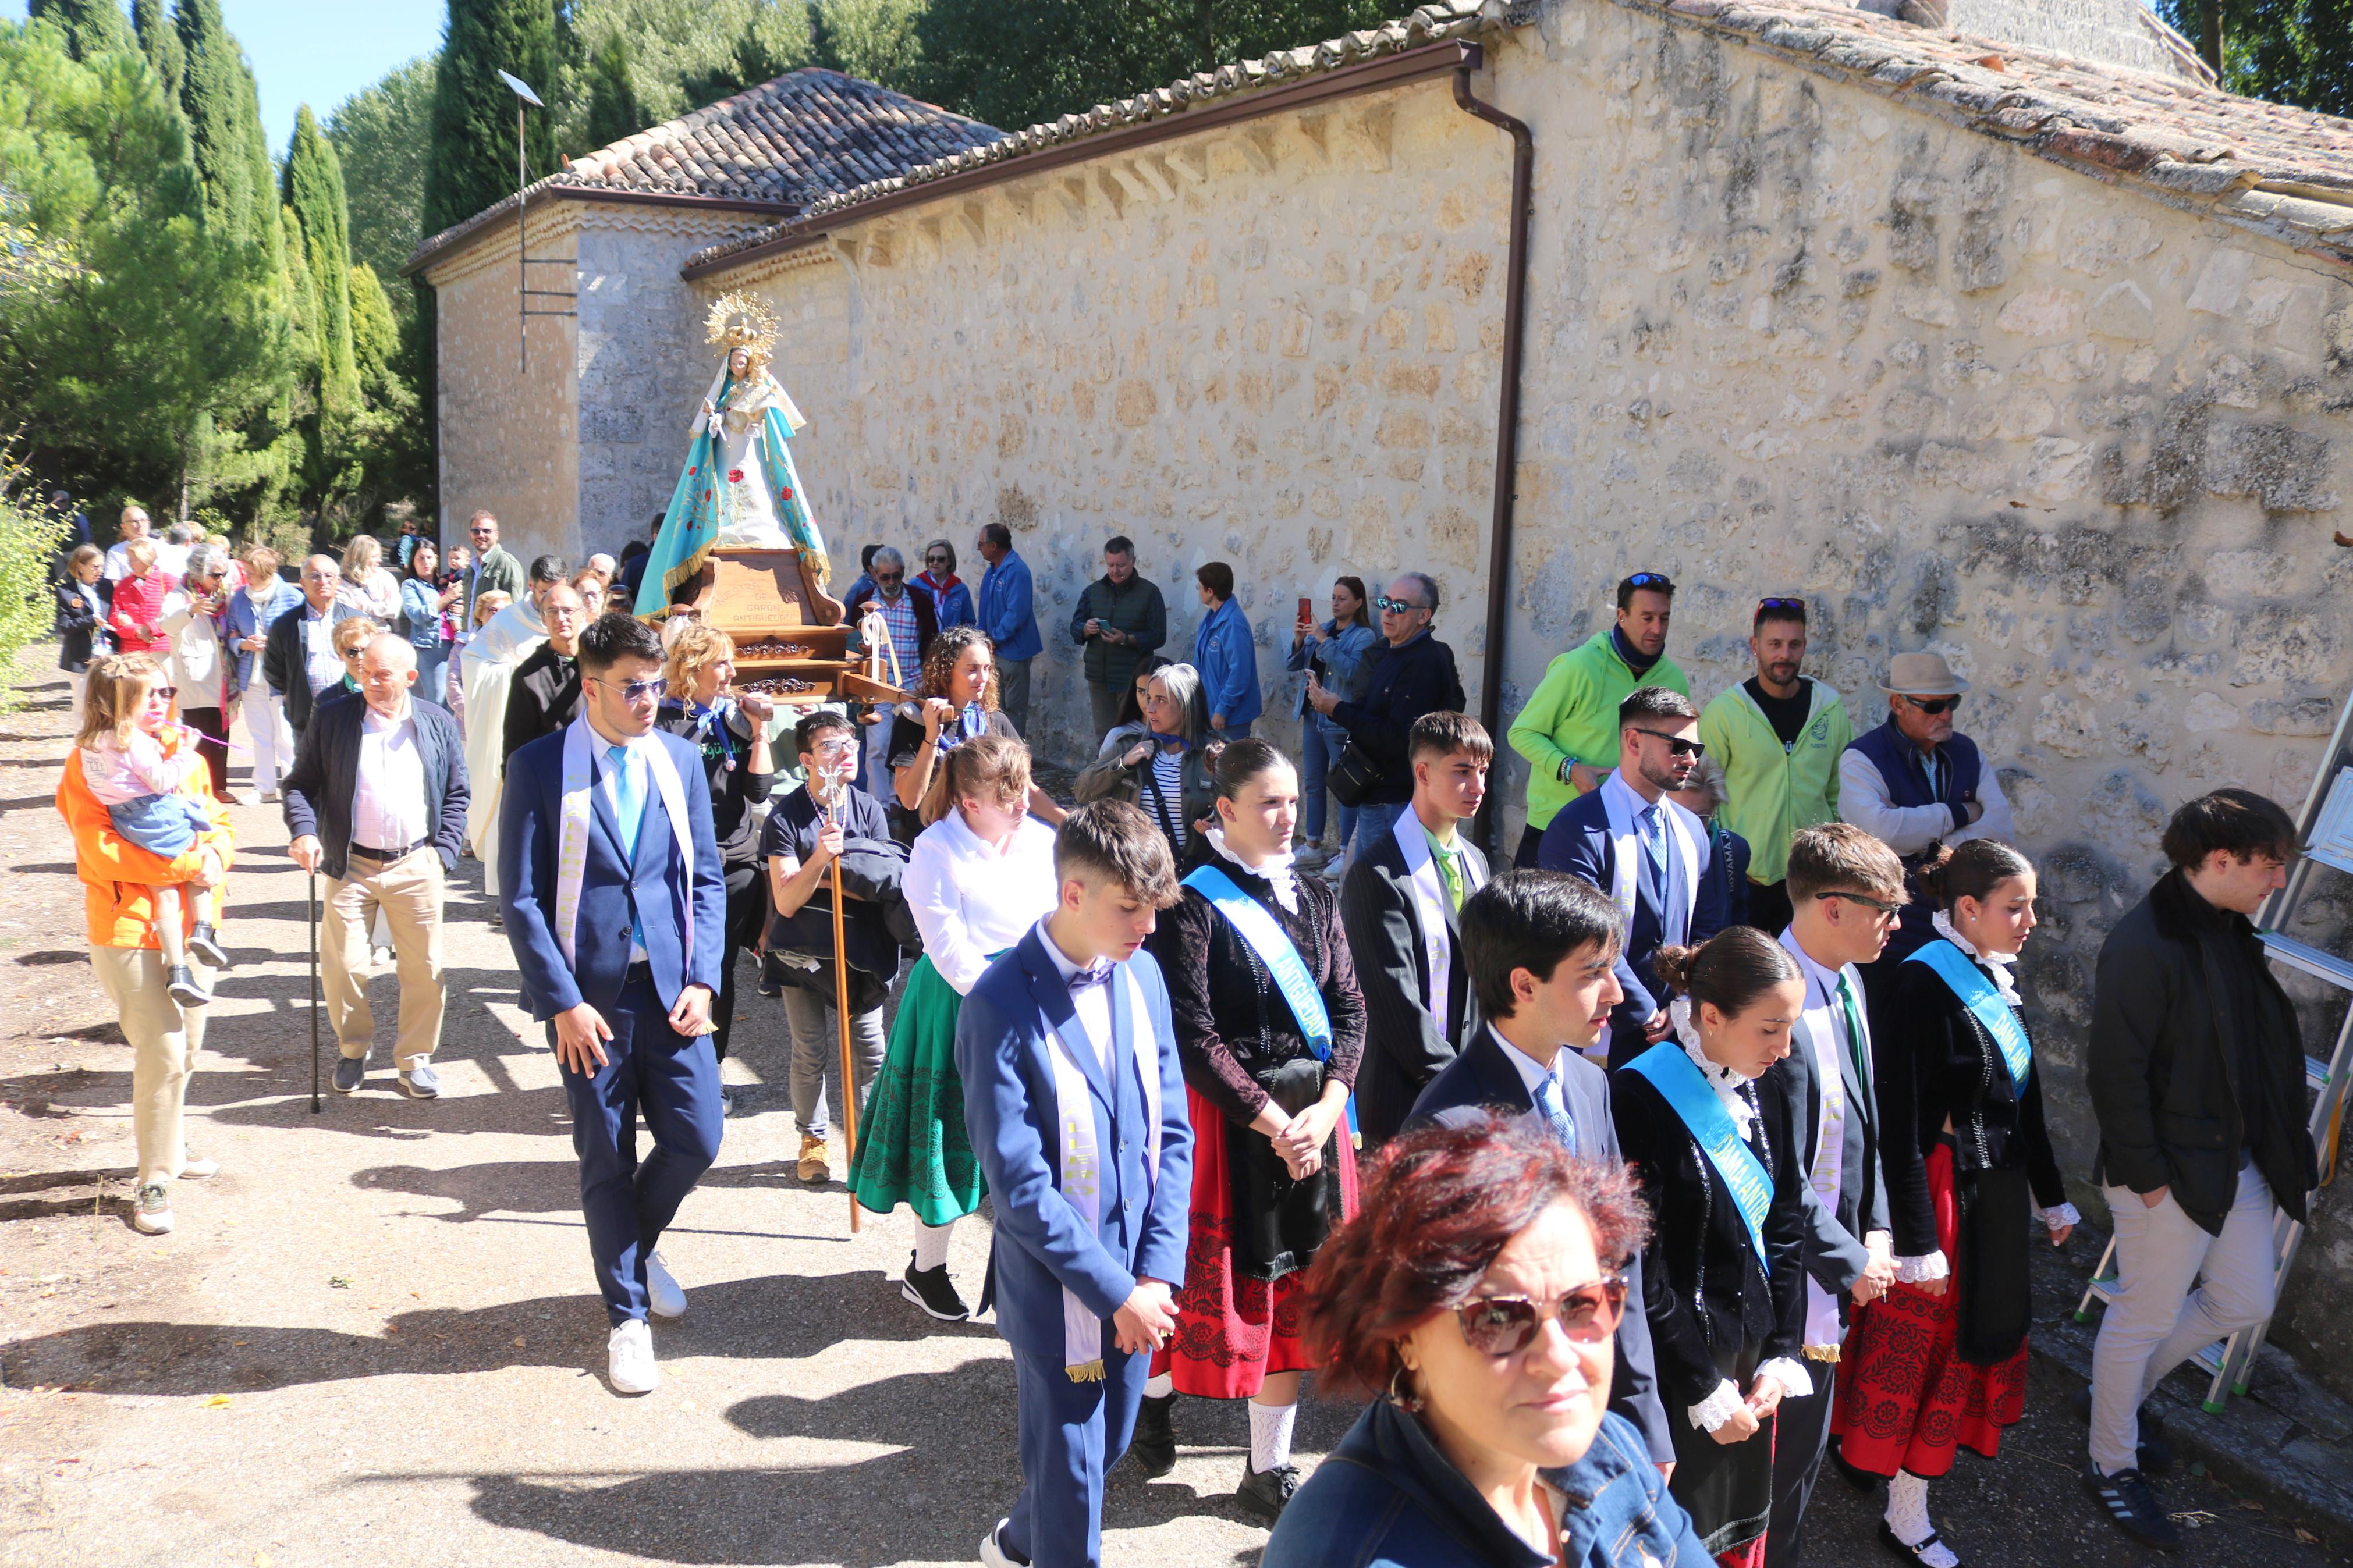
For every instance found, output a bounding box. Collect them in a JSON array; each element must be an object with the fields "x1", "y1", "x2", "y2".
[{"x1": 632, "y1": 292, "x2": 832, "y2": 615}]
